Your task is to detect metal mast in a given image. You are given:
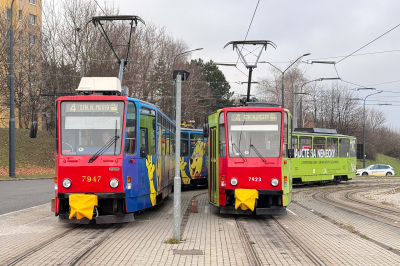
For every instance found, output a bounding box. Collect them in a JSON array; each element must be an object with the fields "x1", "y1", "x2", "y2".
[{"x1": 224, "y1": 40, "x2": 276, "y2": 103}]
